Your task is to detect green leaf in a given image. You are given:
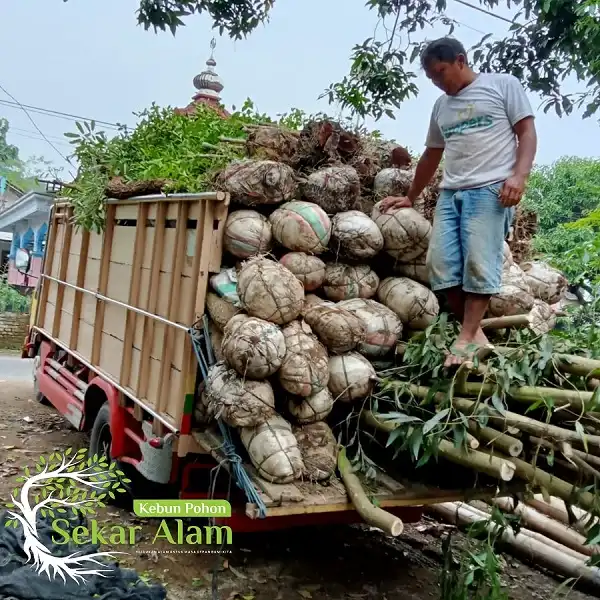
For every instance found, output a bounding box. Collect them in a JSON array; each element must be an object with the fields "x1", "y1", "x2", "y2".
[
  {"x1": 575, "y1": 421, "x2": 589, "y2": 453},
  {"x1": 422, "y1": 408, "x2": 450, "y2": 434}
]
